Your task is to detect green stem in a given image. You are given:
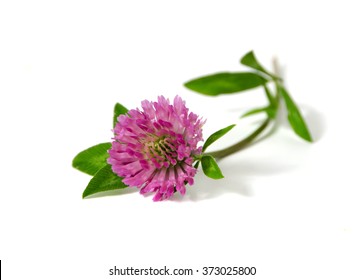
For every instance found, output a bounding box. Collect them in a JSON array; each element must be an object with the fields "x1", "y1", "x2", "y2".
[
  {"x1": 207, "y1": 118, "x2": 271, "y2": 159},
  {"x1": 206, "y1": 58, "x2": 282, "y2": 160}
]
